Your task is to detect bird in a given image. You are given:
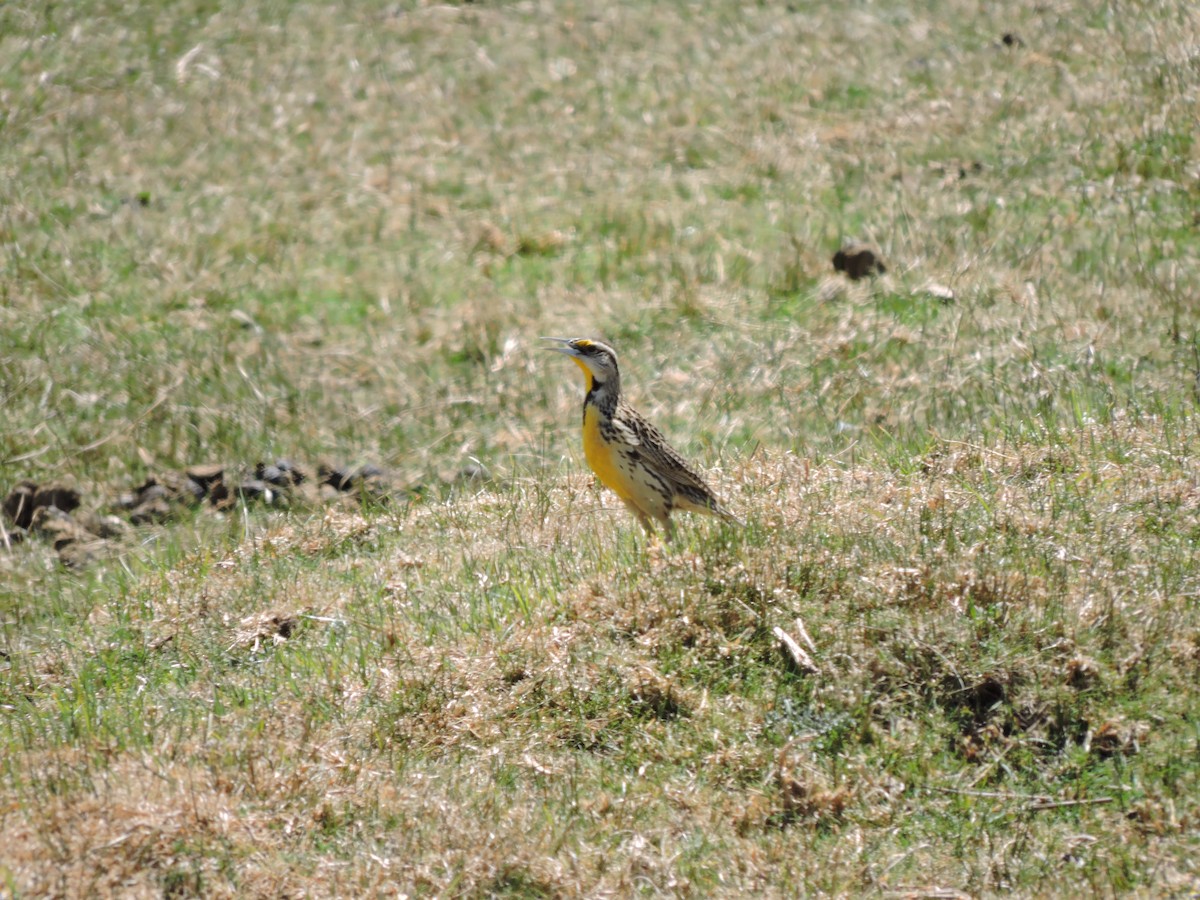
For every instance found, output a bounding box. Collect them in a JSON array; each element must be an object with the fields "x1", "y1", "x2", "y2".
[{"x1": 542, "y1": 336, "x2": 742, "y2": 541}]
